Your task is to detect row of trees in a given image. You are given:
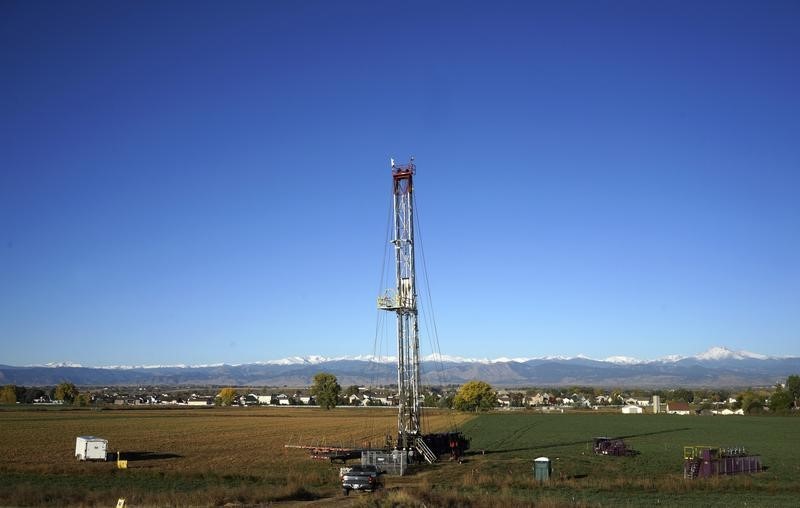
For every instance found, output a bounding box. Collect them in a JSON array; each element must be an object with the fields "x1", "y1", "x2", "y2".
[
  {"x1": 5, "y1": 375, "x2": 798, "y2": 414},
  {"x1": 736, "y1": 375, "x2": 800, "y2": 415},
  {"x1": 0, "y1": 382, "x2": 93, "y2": 406},
  {"x1": 308, "y1": 373, "x2": 800, "y2": 414},
  {"x1": 215, "y1": 373, "x2": 344, "y2": 408}
]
